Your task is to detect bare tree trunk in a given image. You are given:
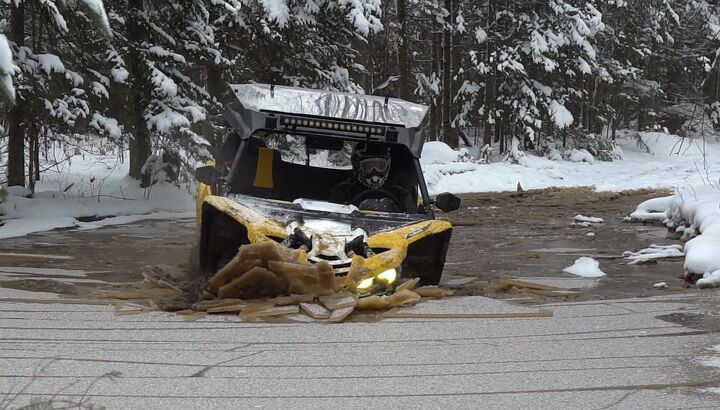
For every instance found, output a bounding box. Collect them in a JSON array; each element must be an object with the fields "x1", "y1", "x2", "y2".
[
  {"x1": 428, "y1": 32, "x2": 442, "y2": 140},
  {"x1": 397, "y1": 0, "x2": 411, "y2": 100},
  {"x1": 127, "y1": 0, "x2": 151, "y2": 186},
  {"x1": 586, "y1": 77, "x2": 595, "y2": 132},
  {"x1": 34, "y1": 127, "x2": 40, "y2": 181},
  {"x1": 483, "y1": 0, "x2": 496, "y2": 147},
  {"x1": 497, "y1": 119, "x2": 505, "y2": 153},
  {"x1": 7, "y1": 3, "x2": 25, "y2": 187},
  {"x1": 382, "y1": 0, "x2": 391, "y2": 86},
  {"x1": 27, "y1": 121, "x2": 39, "y2": 193},
  {"x1": 441, "y1": 0, "x2": 459, "y2": 147},
  {"x1": 206, "y1": 64, "x2": 225, "y2": 157}
]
